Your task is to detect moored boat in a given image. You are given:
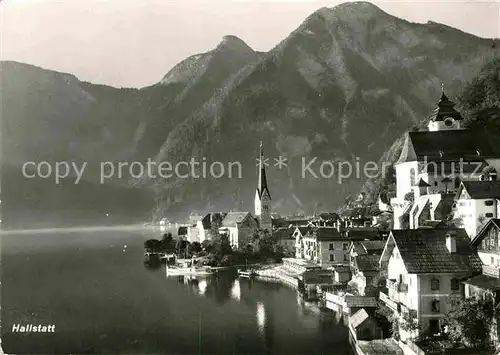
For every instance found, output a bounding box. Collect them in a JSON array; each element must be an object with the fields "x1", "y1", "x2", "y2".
[
  {"x1": 237, "y1": 269, "x2": 257, "y2": 278},
  {"x1": 166, "y1": 265, "x2": 214, "y2": 276}
]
